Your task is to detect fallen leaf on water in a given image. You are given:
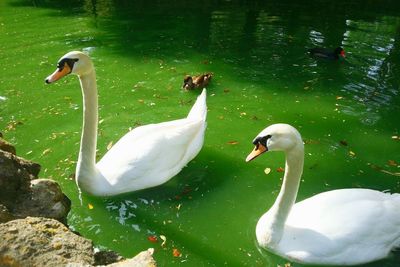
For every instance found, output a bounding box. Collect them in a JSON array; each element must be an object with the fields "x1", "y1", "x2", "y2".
[
  {"x1": 88, "y1": 203, "x2": 94, "y2": 210},
  {"x1": 172, "y1": 248, "x2": 181, "y2": 257},
  {"x1": 160, "y1": 235, "x2": 167, "y2": 247},
  {"x1": 227, "y1": 141, "x2": 239, "y2": 145},
  {"x1": 336, "y1": 96, "x2": 343, "y2": 100},
  {"x1": 277, "y1": 167, "x2": 285, "y2": 173},
  {"x1": 107, "y1": 141, "x2": 113, "y2": 151},
  {"x1": 339, "y1": 140, "x2": 348, "y2": 146},
  {"x1": 41, "y1": 148, "x2": 52, "y2": 156},
  {"x1": 147, "y1": 236, "x2": 158, "y2": 243},
  {"x1": 264, "y1": 168, "x2": 271, "y2": 175},
  {"x1": 391, "y1": 135, "x2": 400, "y2": 140},
  {"x1": 370, "y1": 164, "x2": 400, "y2": 177},
  {"x1": 349, "y1": 151, "x2": 356, "y2": 157},
  {"x1": 388, "y1": 160, "x2": 398, "y2": 167}
]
